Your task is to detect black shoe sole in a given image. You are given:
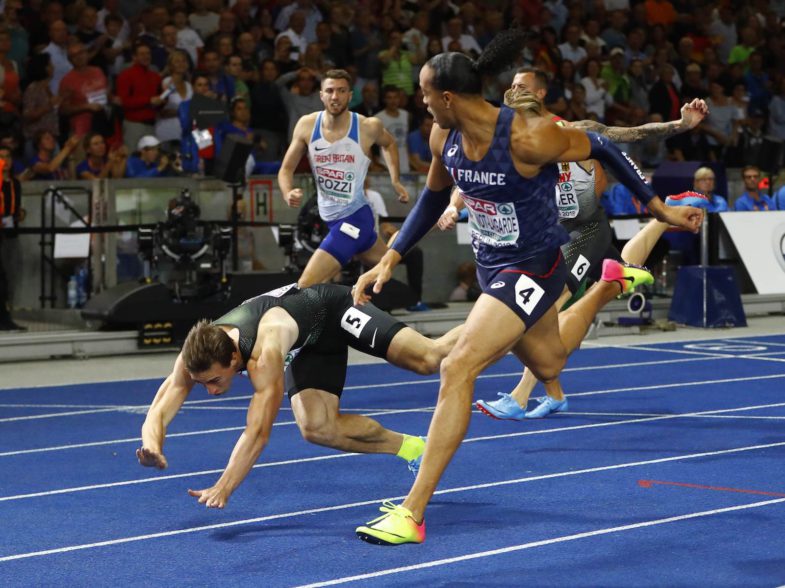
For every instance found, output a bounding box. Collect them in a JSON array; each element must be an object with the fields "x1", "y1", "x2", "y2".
[{"x1": 356, "y1": 531, "x2": 397, "y2": 546}]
